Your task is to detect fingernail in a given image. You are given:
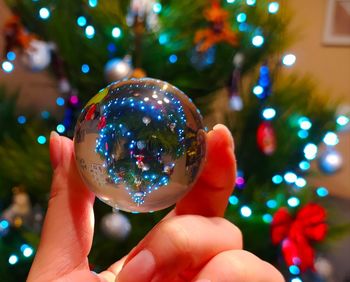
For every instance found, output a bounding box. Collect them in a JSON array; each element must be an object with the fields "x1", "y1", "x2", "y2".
[
  {"x1": 213, "y1": 124, "x2": 234, "y2": 150},
  {"x1": 50, "y1": 131, "x2": 60, "y2": 141},
  {"x1": 117, "y1": 250, "x2": 156, "y2": 282},
  {"x1": 50, "y1": 131, "x2": 62, "y2": 170}
]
